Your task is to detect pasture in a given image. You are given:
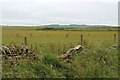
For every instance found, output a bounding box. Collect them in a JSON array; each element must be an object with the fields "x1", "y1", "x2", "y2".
[{"x1": 2, "y1": 26, "x2": 118, "y2": 78}]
